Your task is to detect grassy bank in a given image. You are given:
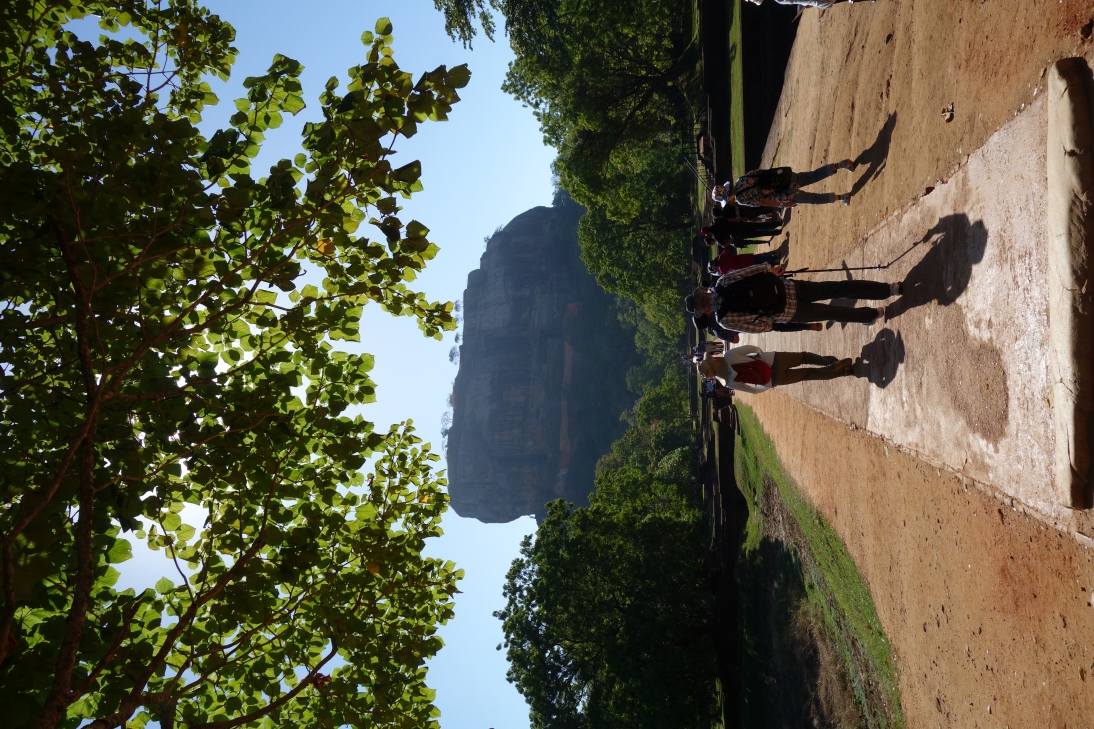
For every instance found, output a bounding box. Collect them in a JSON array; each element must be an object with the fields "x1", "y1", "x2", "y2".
[{"x1": 730, "y1": 404, "x2": 904, "y2": 729}]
